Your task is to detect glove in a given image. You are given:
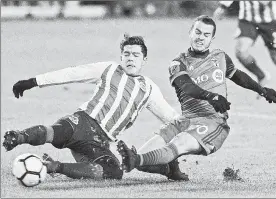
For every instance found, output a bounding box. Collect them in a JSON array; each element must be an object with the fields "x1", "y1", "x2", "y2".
[
  {"x1": 207, "y1": 93, "x2": 231, "y2": 113},
  {"x1": 13, "y1": 78, "x2": 37, "y2": 98},
  {"x1": 261, "y1": 87, "x2": 276, "y2": 103}
]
